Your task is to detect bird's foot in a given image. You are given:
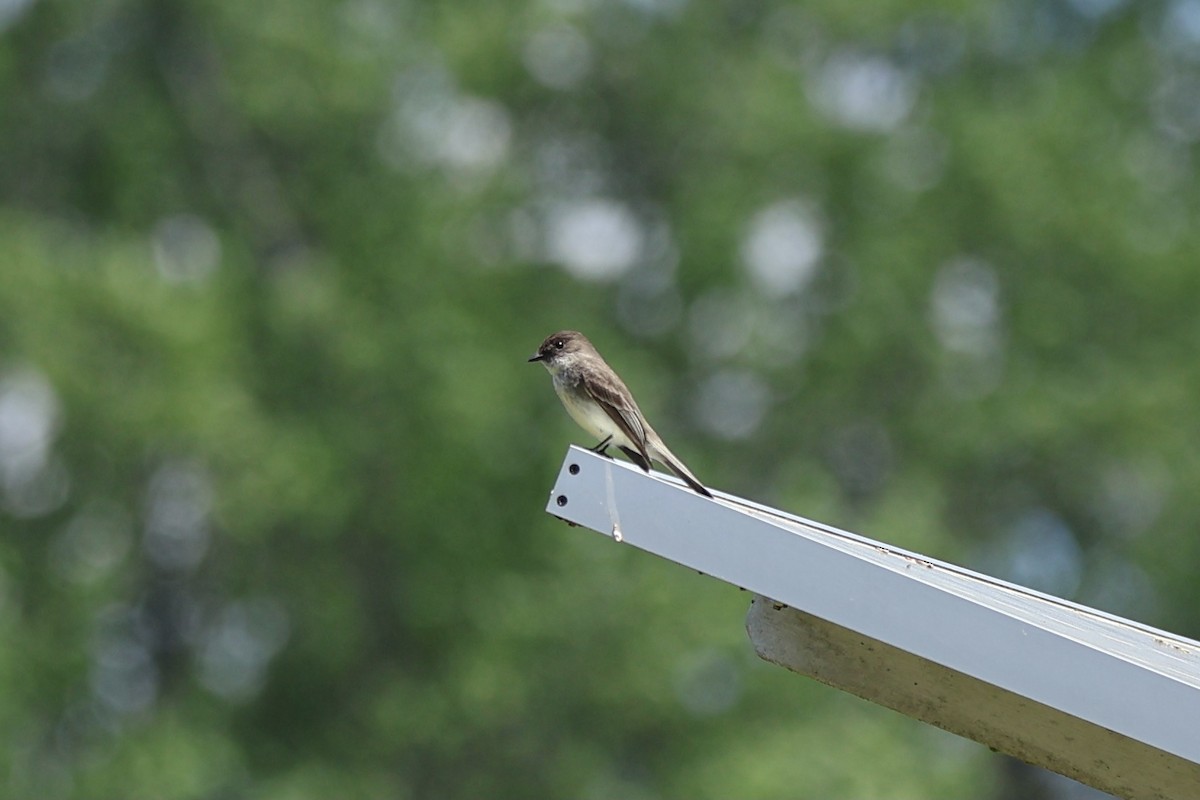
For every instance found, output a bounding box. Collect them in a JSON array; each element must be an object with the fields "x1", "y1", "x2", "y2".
[{"x1": 589, "y1": 435, "x2": 613, "y2": 455}]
